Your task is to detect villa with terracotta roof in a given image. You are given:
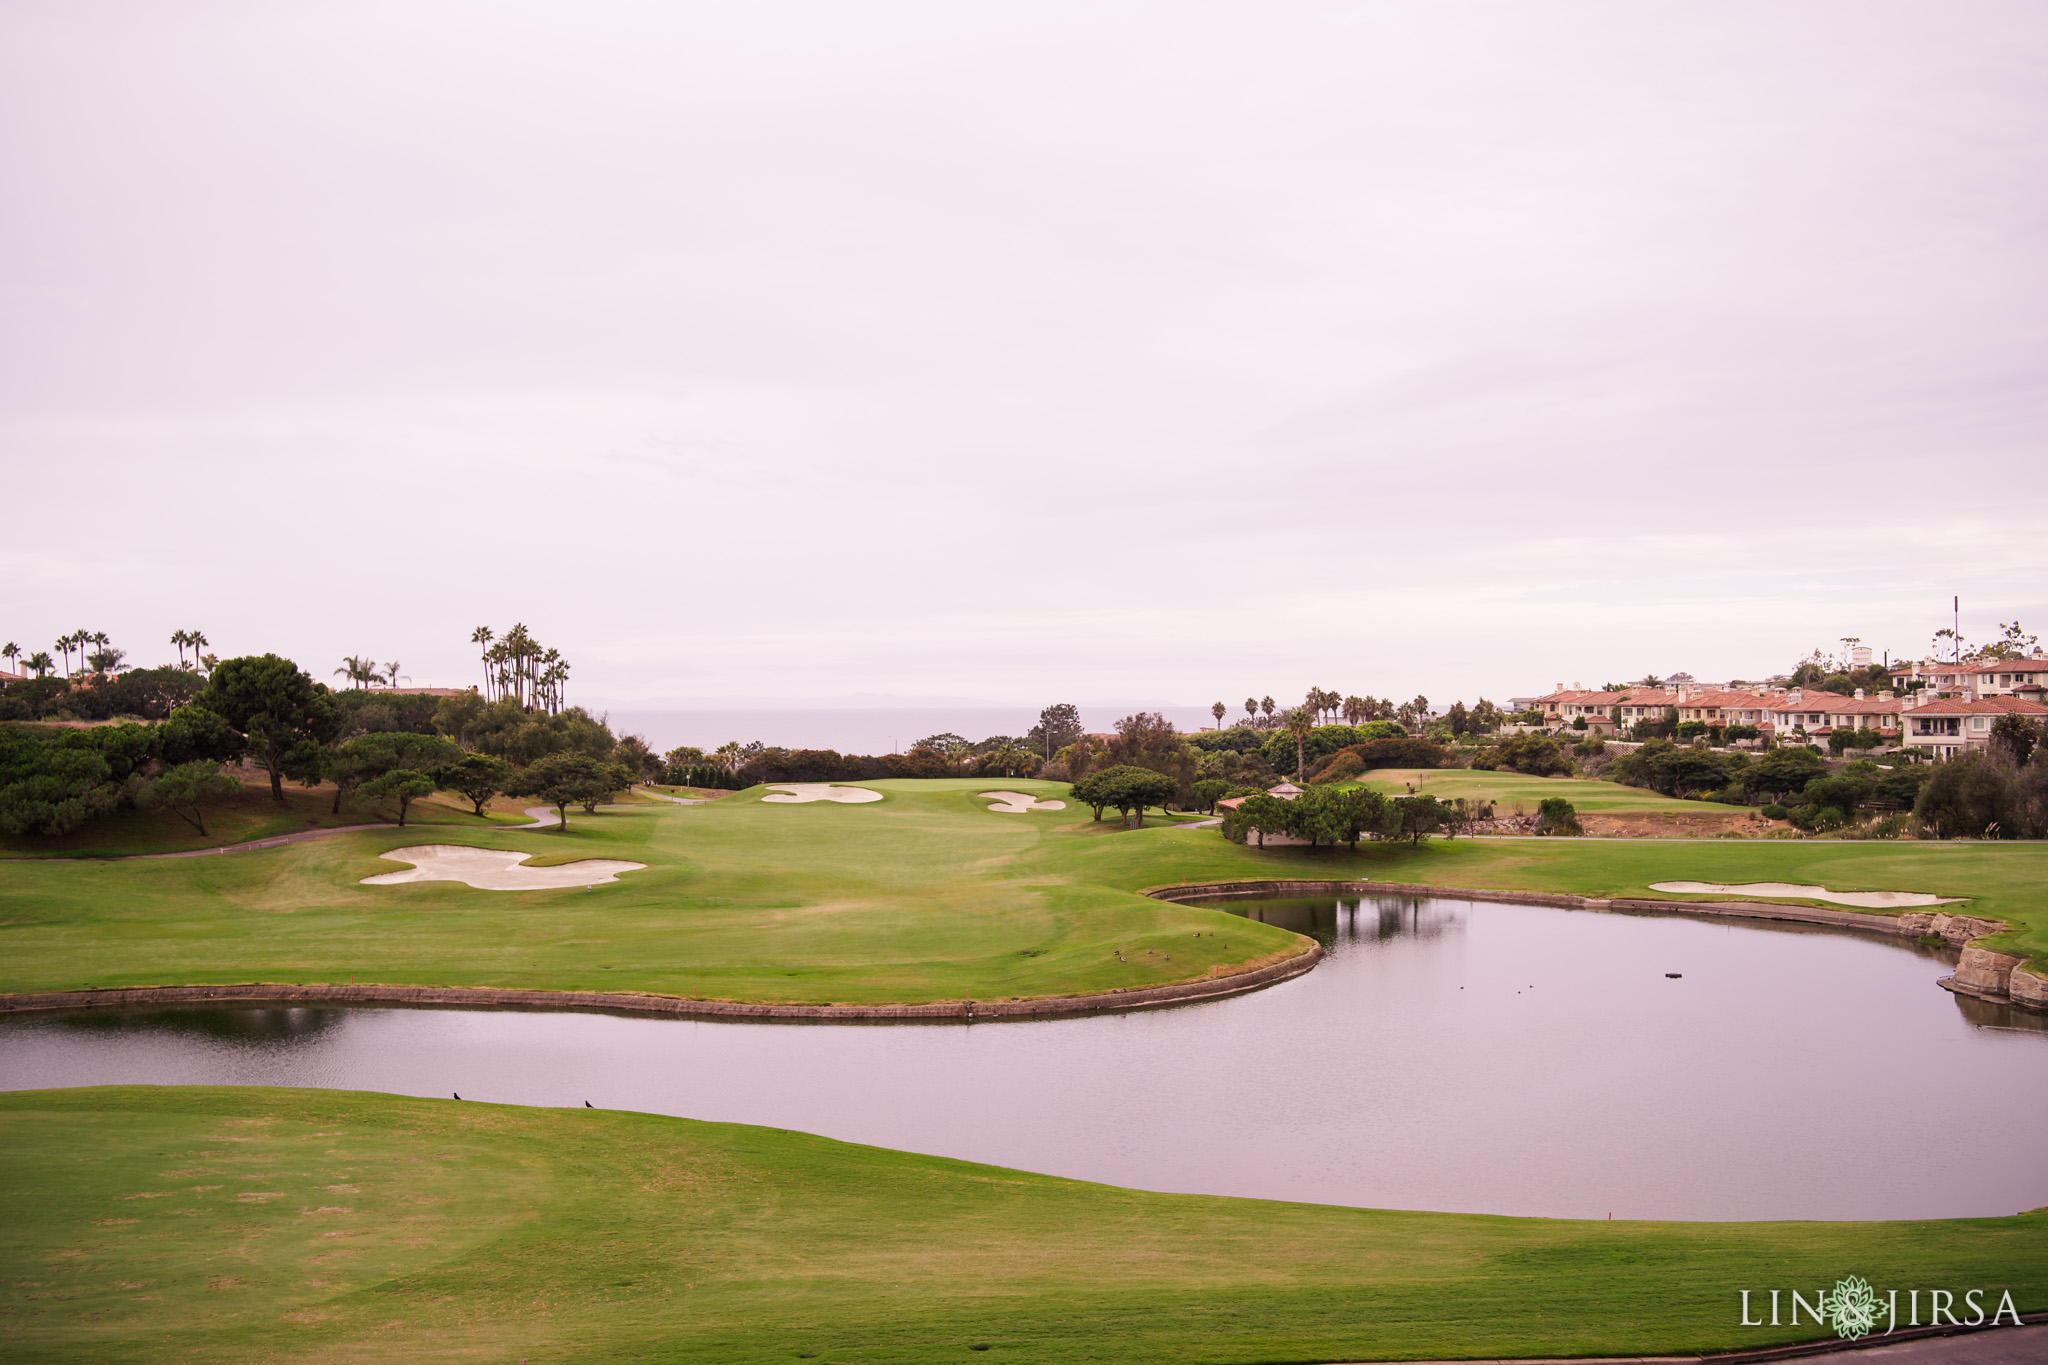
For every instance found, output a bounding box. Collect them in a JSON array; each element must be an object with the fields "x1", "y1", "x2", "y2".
[
  {"x1": 1898, "y1": 695, "x2": 2048, "y2": 760},
  {"x1": 1761, "y1": 690, "x2": 1902, "y2": 743},
  {"x1": 1890, "y1": 655, "x2": 2048, "y2": 701}
]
